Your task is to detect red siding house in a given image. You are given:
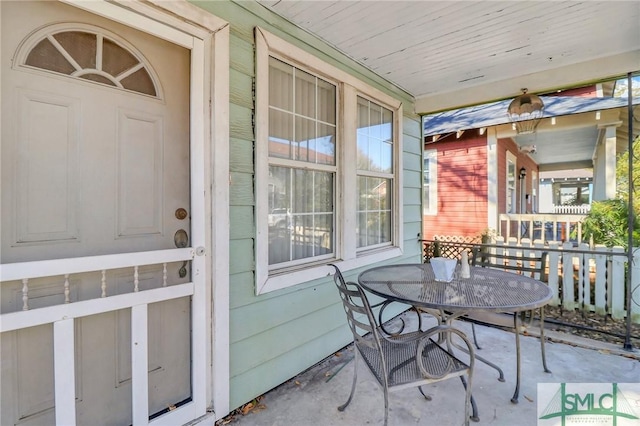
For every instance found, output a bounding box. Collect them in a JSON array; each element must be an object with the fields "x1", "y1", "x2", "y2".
[
  {"x1": 422, "y1": 84, "x2": 632, "y2": 242},
  {"x1": 422, "y1": 130, "x2": 538, "y2": 241}
]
